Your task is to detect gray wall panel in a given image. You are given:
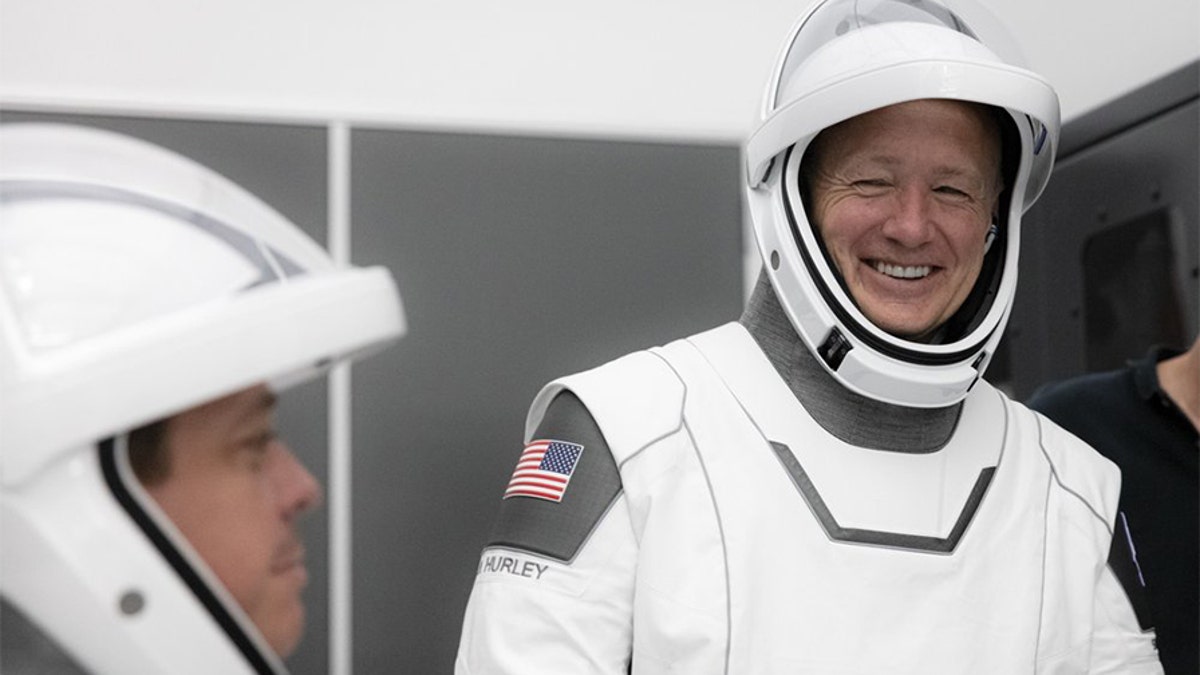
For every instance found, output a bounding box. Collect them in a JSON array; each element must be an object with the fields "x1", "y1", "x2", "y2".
[
  {"x1": 0, "y1": 111, "x2": 744, "y2": 672},
  {"x1": 0, "y1": 112, "x2": 329, "y2": 236},
  {"x1": 349, "y1": 128, "x2": 743, "y2": 672},
  {"x1": 1007, "y1": 83, "x2": 1199, "y2": 398}
]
